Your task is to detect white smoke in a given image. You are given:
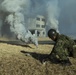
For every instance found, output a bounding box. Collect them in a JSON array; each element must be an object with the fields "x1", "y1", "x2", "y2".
[
  {"x1": 0, "y1": 0, "x2": 61, "y2": 46},
  {"x1": 0, "y1": 0, "x2": 38, "y2": 47},
  {"x1": 1, "y1": 0, "x2": 29, "y2": 12},
  {"x1": 46, "y1": 0, "x2": 60, "y2": 33}
]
